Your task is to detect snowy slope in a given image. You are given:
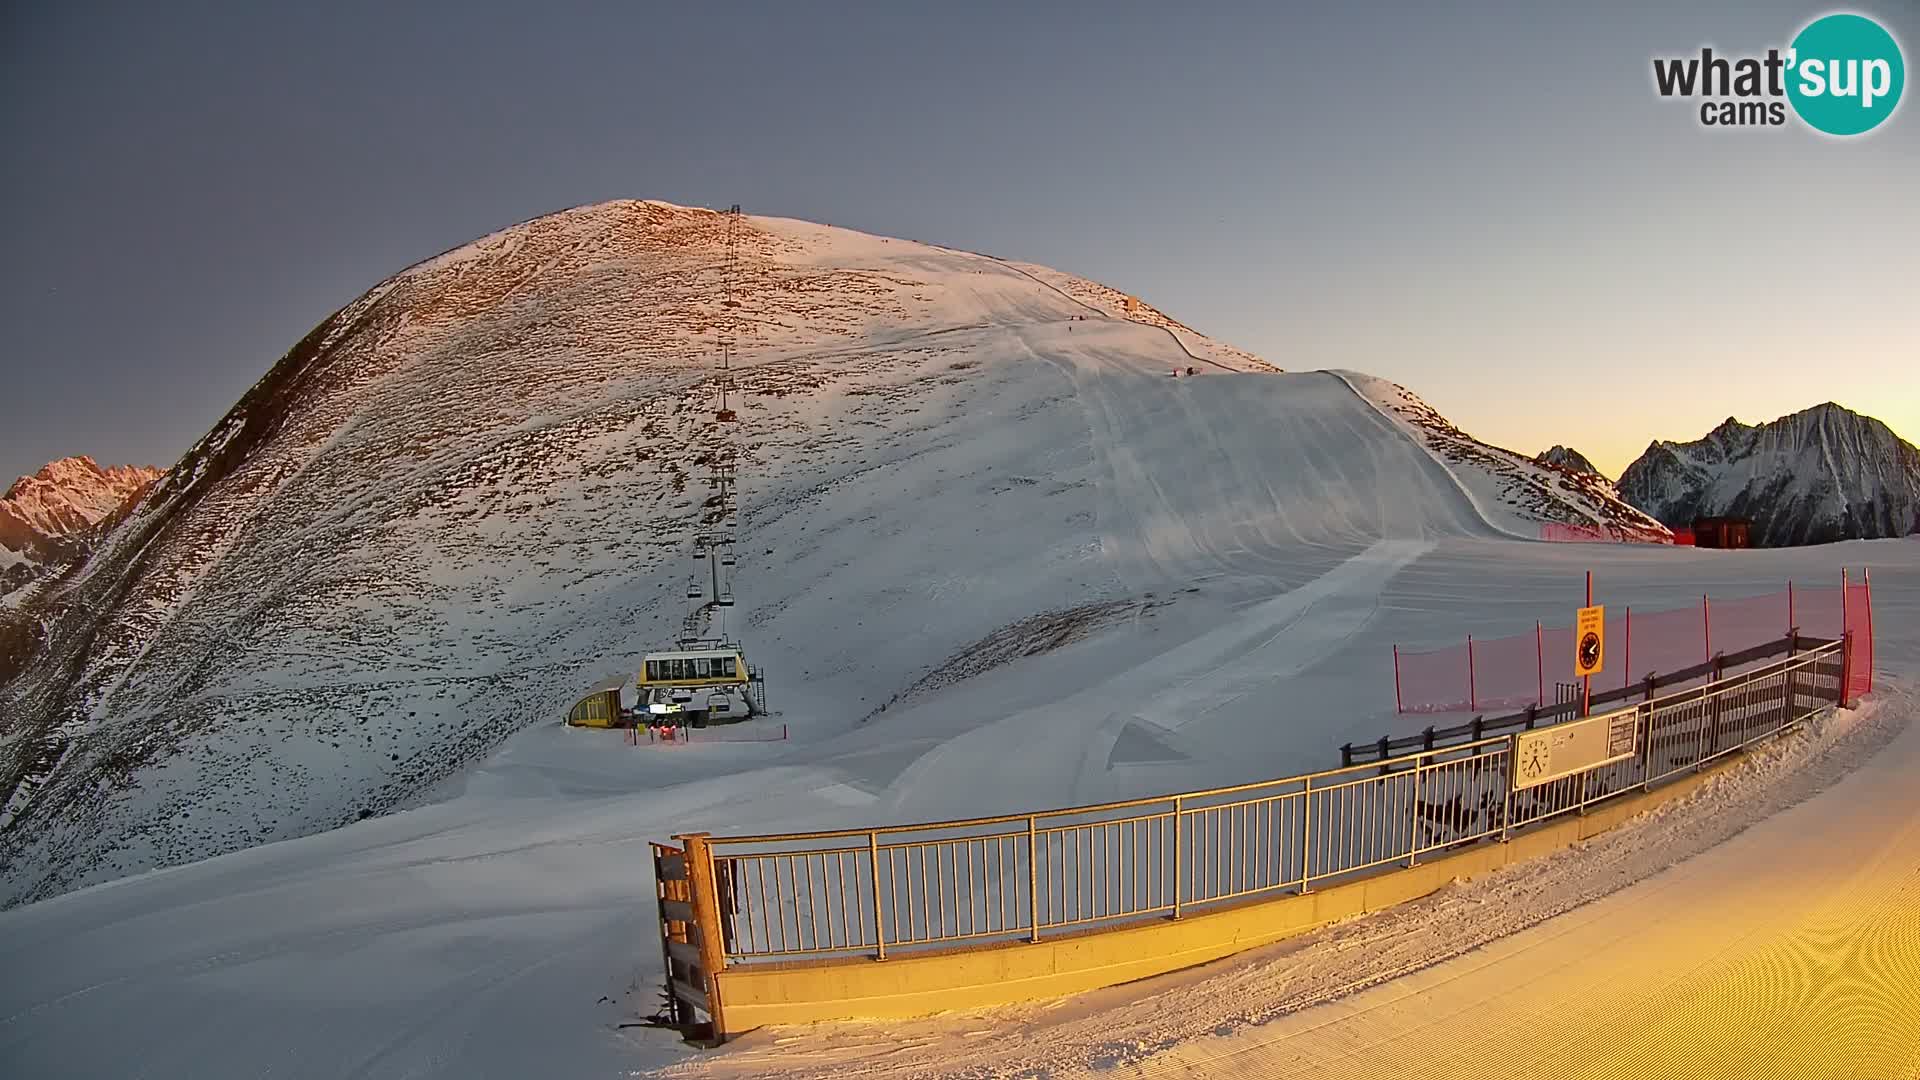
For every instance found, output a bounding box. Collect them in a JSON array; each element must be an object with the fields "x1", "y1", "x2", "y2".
[
  {"x1": 2, "y1": 201, "x2": 1650, "y2": 908},
  {"x1": 1619, "y1": 403, "x2": 1920, "y2": 546},
  {"x1": 0, "y1": 539, "x2": 1908, "y2": 1080},
  {"x1": 1337, "y1": 372, "x2": 1670, "y2": 541}
]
